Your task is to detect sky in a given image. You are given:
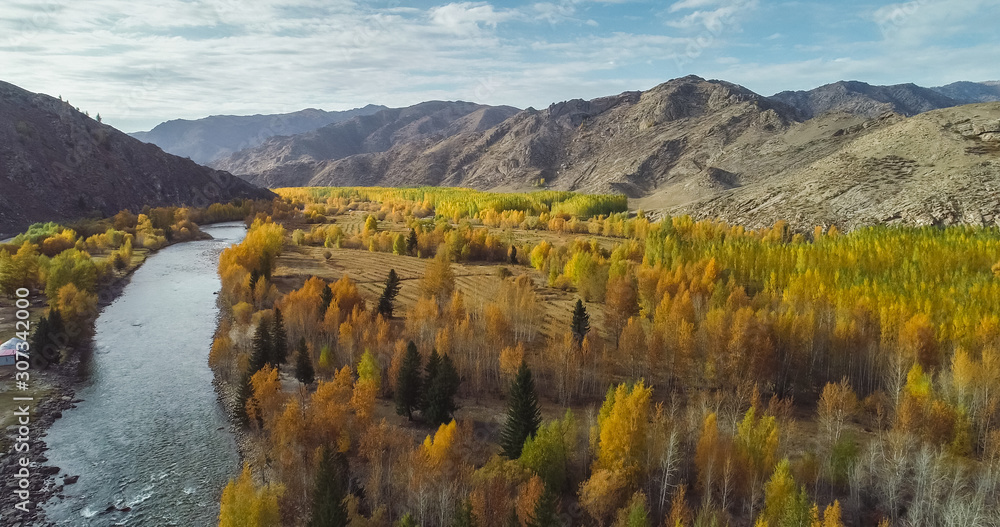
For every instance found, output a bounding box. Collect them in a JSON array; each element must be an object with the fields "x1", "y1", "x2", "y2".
[{"x1": 1, "y1": 0, "x2": 997, "y2": 132}]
